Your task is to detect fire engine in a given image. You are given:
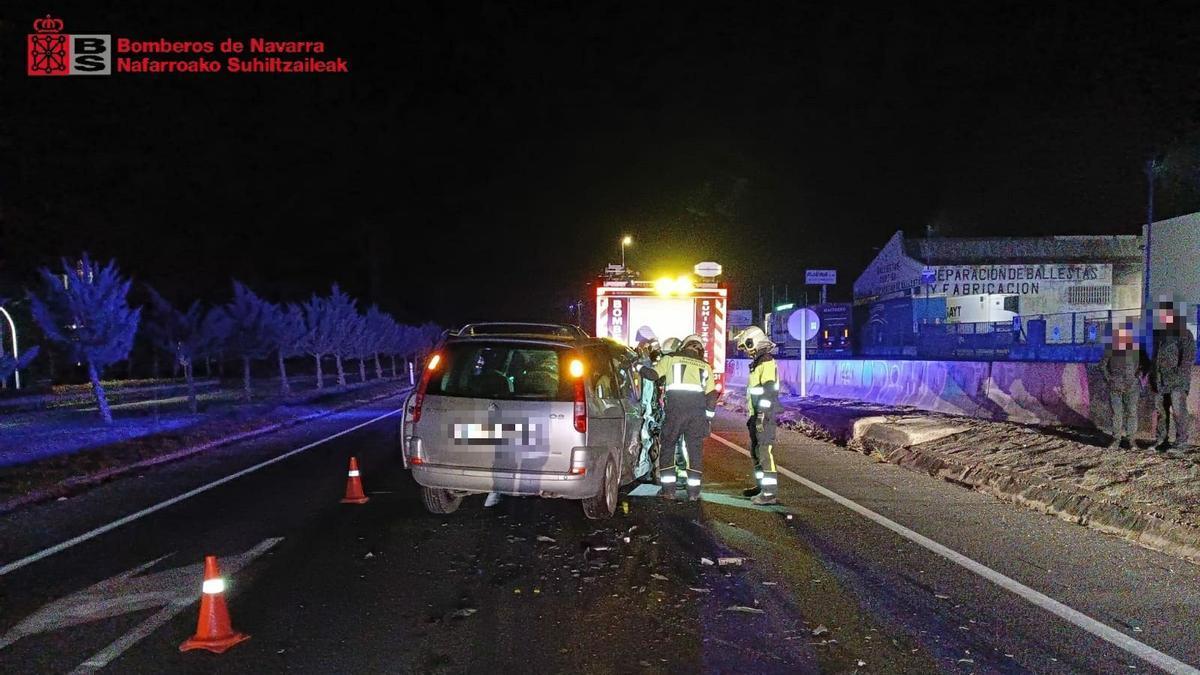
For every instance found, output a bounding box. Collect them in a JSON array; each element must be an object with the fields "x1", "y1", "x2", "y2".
[{"x1": 594, "y1": 261, "x2": 728, "y2": 387}]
